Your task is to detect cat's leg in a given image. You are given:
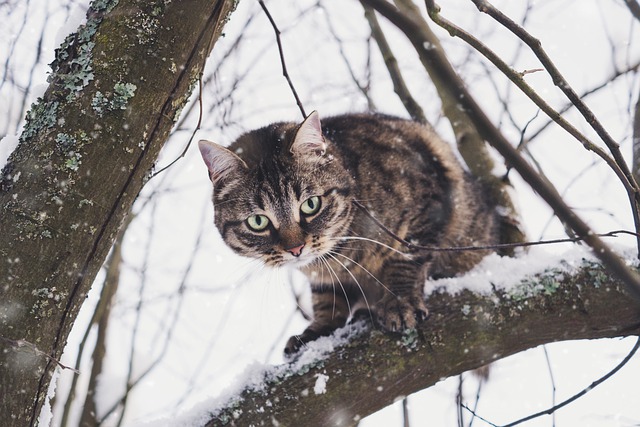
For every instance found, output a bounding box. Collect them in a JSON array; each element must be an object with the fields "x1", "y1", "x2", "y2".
[
  {"x1": 284, "y1": 285, "x2": 353, "y2": 358},
  {"x1": 374, "y1": 256, "x2": 429, "y2": 332}
]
